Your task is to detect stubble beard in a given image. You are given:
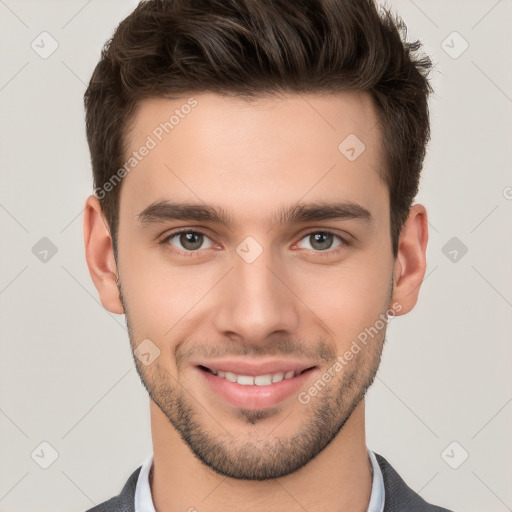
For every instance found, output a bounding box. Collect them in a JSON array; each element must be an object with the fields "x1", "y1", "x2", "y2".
[{"x1": 118, "y1": 281, "x2": 388, "y2": 480}]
